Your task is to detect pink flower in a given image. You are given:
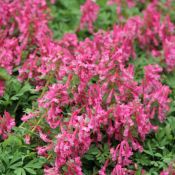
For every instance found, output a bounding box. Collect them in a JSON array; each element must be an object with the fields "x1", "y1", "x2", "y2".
[
  {"x1": 24, "y1": 134, "x2": 31, "y2": 144},
  {"x1": 143, "y1": 65, "x2": 171, "y2": 122},
  {"x1": 80, "y1": 0, "x2": 99, "y2": 32},
  {"x1": 0, "y1": 80, "x2": 5, "y2": 97},
  {"x1": 36, "y1": 144, "x2": 53, "y2": 156},
  {"x1": 160, "y1": 171, "x2": 169, "y2": 175},
  {"x1": 44, "y1": 167, "x2": 59, "y2": 175},
  {"x1": 99, "y1": 160, "x2": 109, "y2": 175},
  {"x1": 163, "y1": 36, "x2": 175, "y2": 71},
  {"x1": 111, "y1": 164, "x2": 126, "y2": 175},
  {"x1": 0, "y1": 111, "x2": 15, "y2": 139},
  {"x1": 65, "y1": 157, "x2": 83, "y2": 175},
  {"x1": 38, "y1": 129, "x2": 52, "y2": 143},
  {"x1": 110, "y1": 141, "x2": 133, "y2": 166}
]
